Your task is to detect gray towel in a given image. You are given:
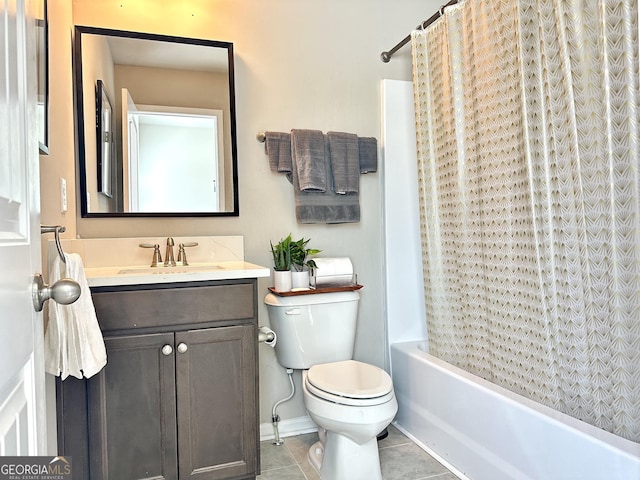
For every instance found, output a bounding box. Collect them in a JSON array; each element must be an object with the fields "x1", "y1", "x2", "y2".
[
  {"x1": 358, "y1": 137, "x2": 378, "y2": 173},
  {"x1": 291, "y1": 129, "x2": 327, "y2": 192},
  {"x1": 293, "y1": 136, "x2": 360, "y2": 223},
  {"x1": 327, "y1": 132, "x2": 359, "y2": 194},
  {"x1": 265, "y1": 131, "x2": 293, "y2": 184}
]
